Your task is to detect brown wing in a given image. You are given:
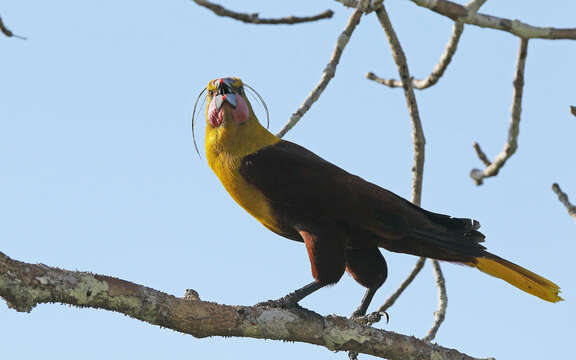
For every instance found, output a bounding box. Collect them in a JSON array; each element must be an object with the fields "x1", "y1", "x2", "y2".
[{"x1": 239, "y1": 140, "x2": 486, "y2": 262}]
